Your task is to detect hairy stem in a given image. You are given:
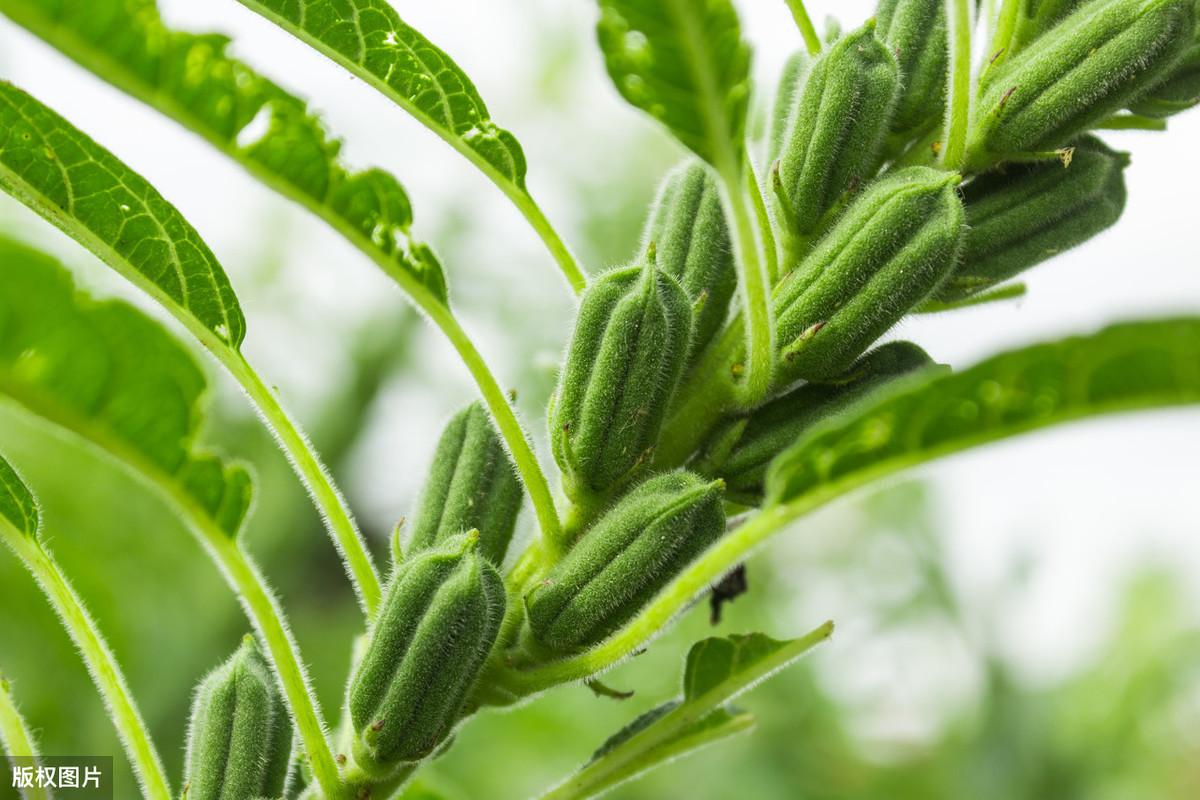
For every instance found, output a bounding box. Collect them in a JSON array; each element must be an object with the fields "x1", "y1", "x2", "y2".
[
  {"x1": 1096, "y1": 114, "x2": 1169, "y2": 131},
  {"x1": 942, "y1": 0, "x2": 973, "y2": 171},
  {"x1": 985, "y1": 0, "x2": 1021, "y2": 75},
  {"x1": 746, "y1": 161, "x2": 781, "y2": 286},
  {"x1": 717, "y1": 163, "x2": 776, "y2": 408},
  {"x1": 784, "y1": 0, "x2": 823, "y2": 56},
  {"x1": 0, "y1": 672, "x2": 51, "y2": 800},
  {"x1": 219, "y1": 352, "x2": 381, "y2": 617},
  {"x1": 0, "y1": 525, "x2": 172, "y2": 800}
]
